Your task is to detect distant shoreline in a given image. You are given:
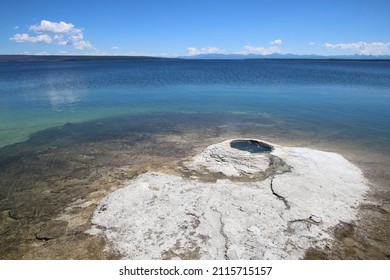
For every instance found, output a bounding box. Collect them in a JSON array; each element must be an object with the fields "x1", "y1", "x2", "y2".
[
  {"x1": 0, "y1": 55, "x2": 173, "y2": 63},
  {"x1": 1, "y1": 54, "x2": 390, "y2": 63}
]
